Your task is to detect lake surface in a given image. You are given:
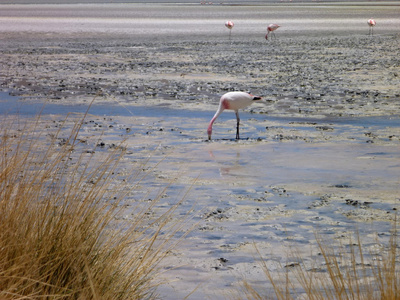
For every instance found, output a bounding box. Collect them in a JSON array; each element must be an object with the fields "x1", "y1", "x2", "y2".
[
  {"x1": 1, "y1": 2, "x2": 399, "y2": 40},
  {"x1": 1, "y1": 2, "x2": 399, "y2": 298}
]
